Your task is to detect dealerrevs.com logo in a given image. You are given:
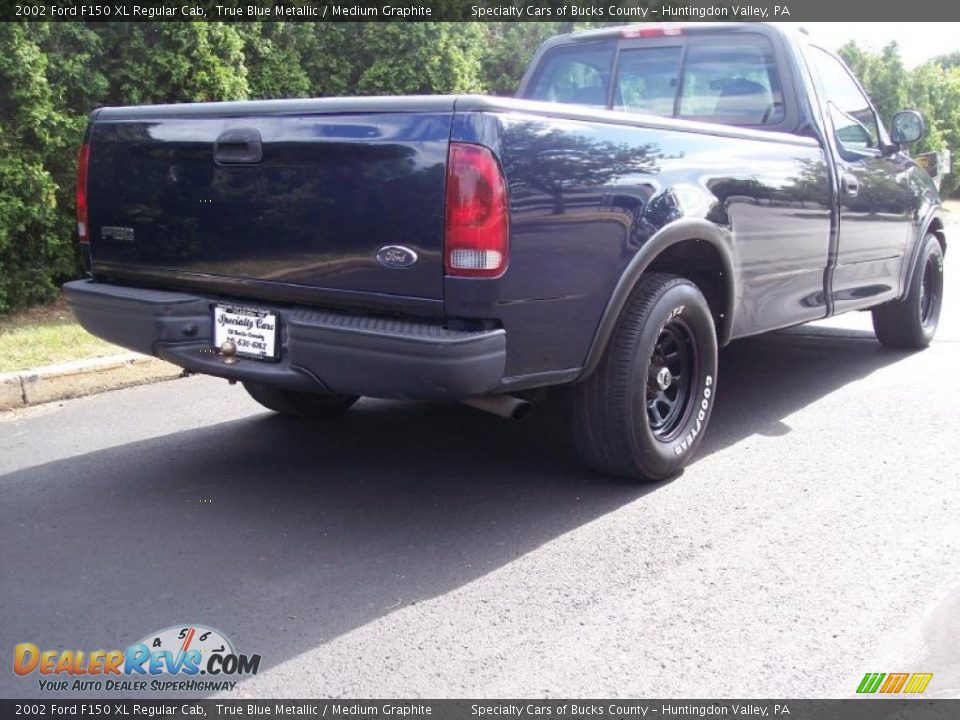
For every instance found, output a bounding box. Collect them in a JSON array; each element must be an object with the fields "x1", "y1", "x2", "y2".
[{"x1": 13, "y1": 625, "x2": 261, "y2": 693}]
